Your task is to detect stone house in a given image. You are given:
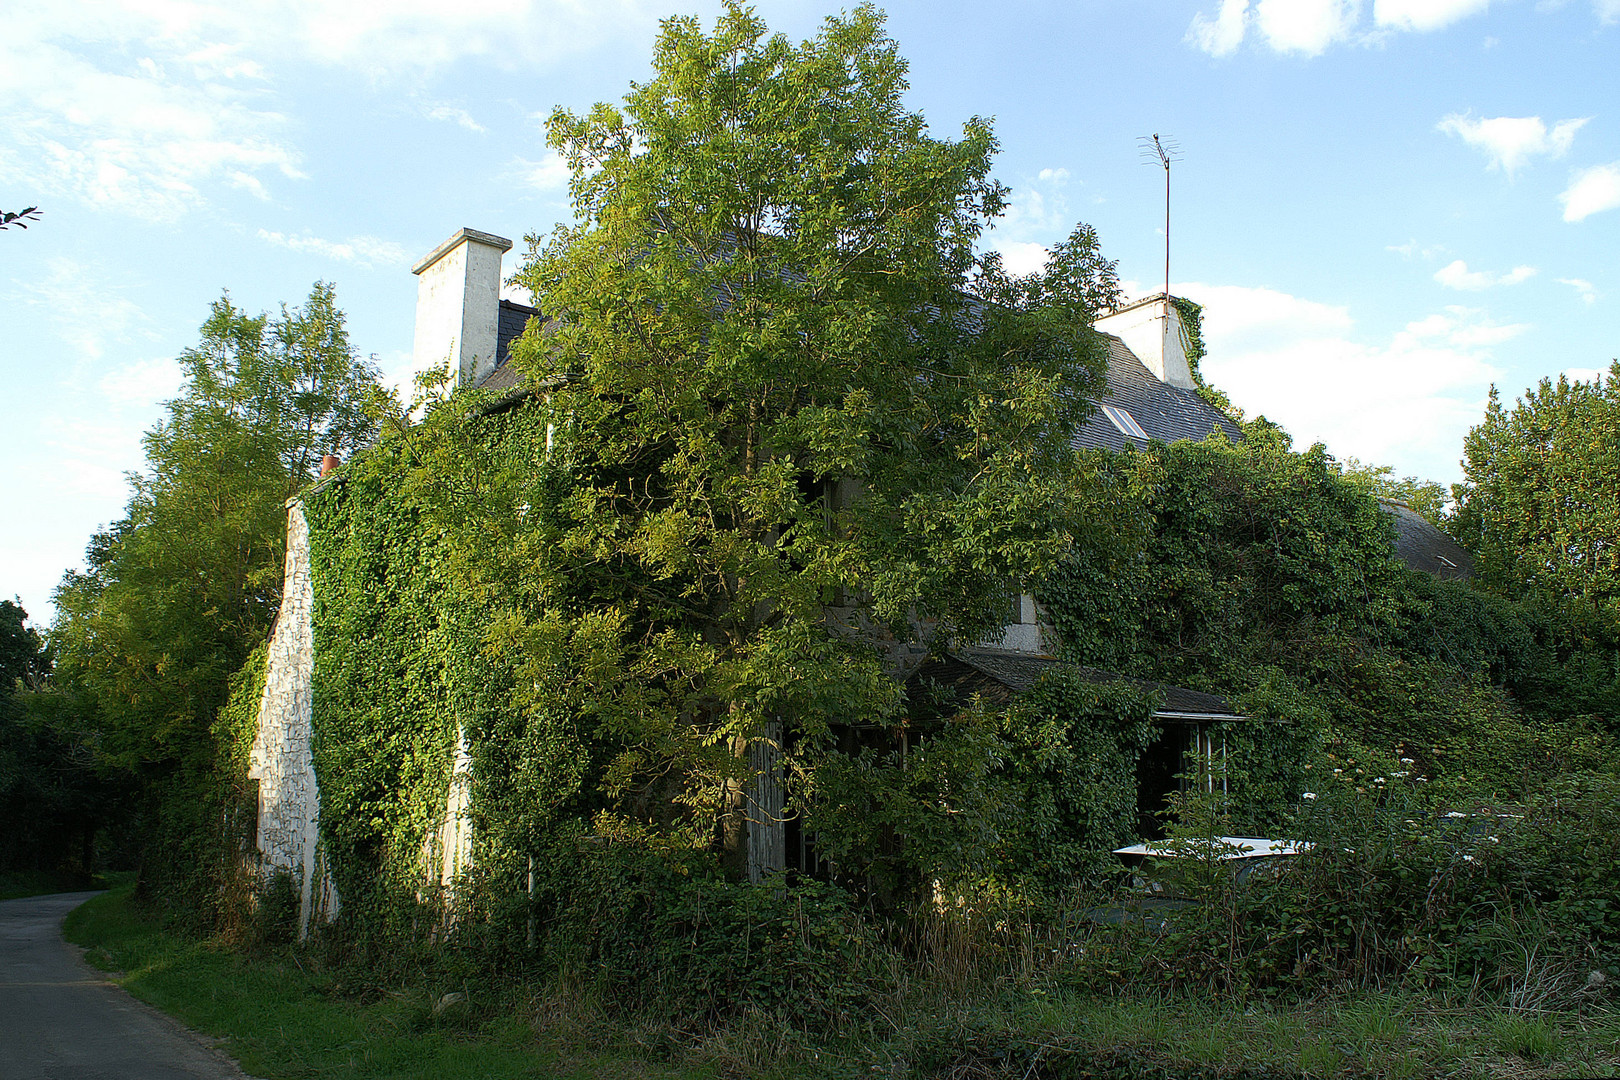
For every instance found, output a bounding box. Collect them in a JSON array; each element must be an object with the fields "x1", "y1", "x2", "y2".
[{"x1": 246, "y1": 227, "x2": 1469, "y2": 931}]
